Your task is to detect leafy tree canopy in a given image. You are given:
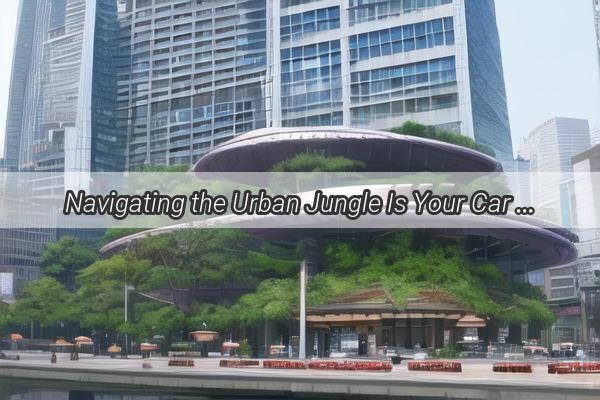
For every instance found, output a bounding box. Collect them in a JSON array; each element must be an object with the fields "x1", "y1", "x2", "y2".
[
  {"x1": 270, "y1": 152, "x2": 366, "y2": 172},
  {"x1": 9, "y1": 277, "x2": 76, "y2": 328},
  {"x1": 40, "y1": 236, "x2": 97, "y2": 289},
  {"x1": 190, "y1": 232, "x2": 553, "y2": 331},
  {"x1": 391, "y1": 121, "x2": 496, "y2": 157}
]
